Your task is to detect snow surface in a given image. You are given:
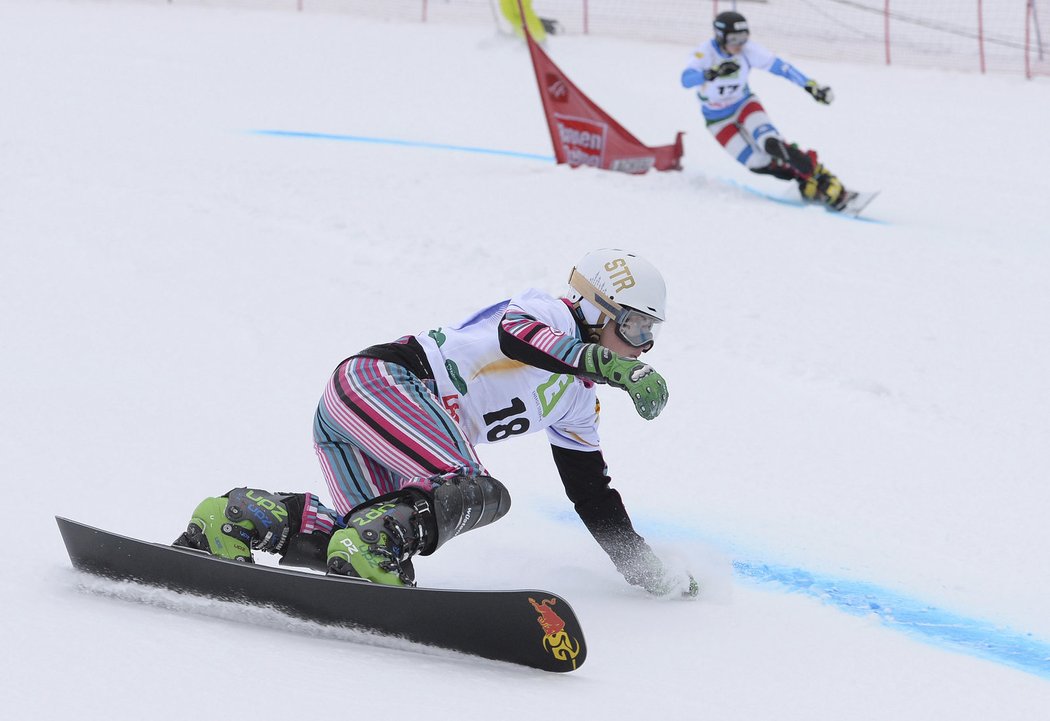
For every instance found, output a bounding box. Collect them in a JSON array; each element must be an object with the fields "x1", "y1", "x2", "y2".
[{"x1": 3, "y1": 1, "x2": 1050, "y2": 717}]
